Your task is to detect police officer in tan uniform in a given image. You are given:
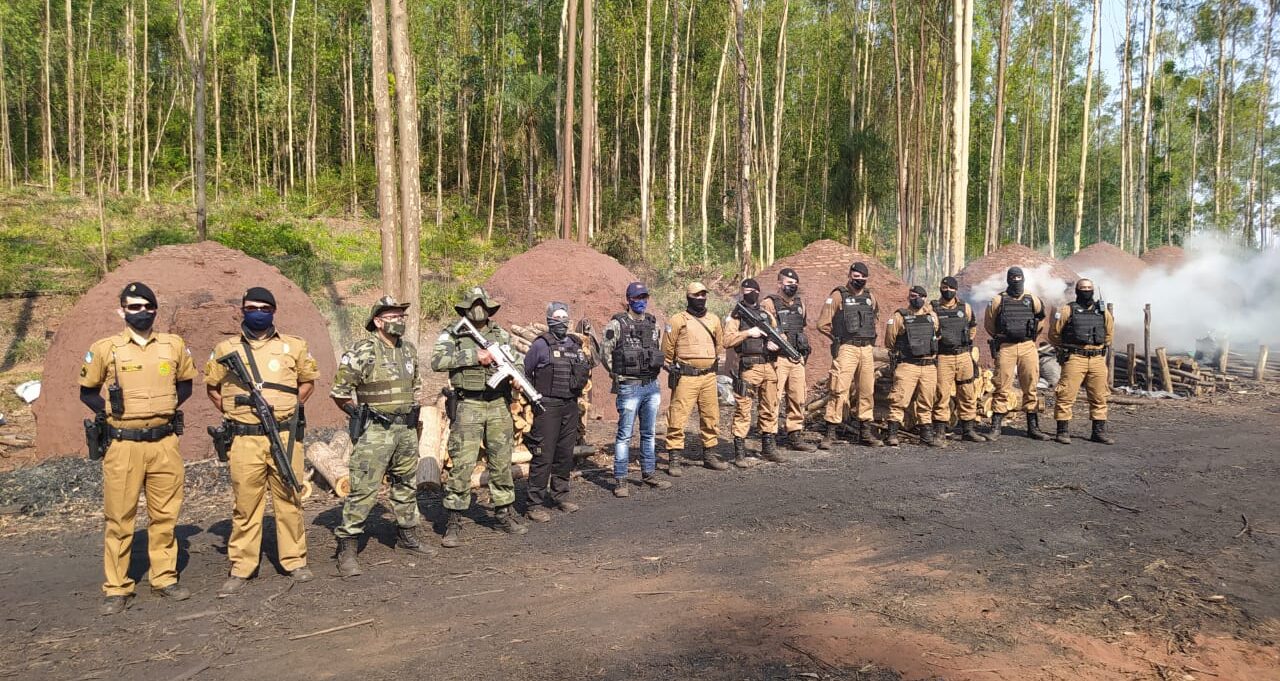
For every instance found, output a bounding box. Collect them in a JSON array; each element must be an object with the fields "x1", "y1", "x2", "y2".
[
  {"x1": 723, "y1": 278, "x2": 782, "y2": 467},
  {"x1": 815, "y1": 262, "x2": 884, "y2": 449},
  {"x1": 883, "y1": 286, "x2": 942, "y2": 447},
  {"x1": 931, "y1": 276, "x2": 987, "y2": 443},
  {"x1": 663, "y1": 282, "x2": 727, "y2": 474},
  {"x1": 205, "y1": 287, "x2": 318, "y2": 595},
  {"x1": 762, "y1": 268, "x2": 816, "y2": 452},
  {"x1": 1049, "y1": 279, "x2": 1116, "y2": 445},
  {"x1": 79, "y1": 282, "x2": 197, "y2": 615},
  {"x1": 984, "y1": 267, "x2": 1050, "y2": 441}
]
